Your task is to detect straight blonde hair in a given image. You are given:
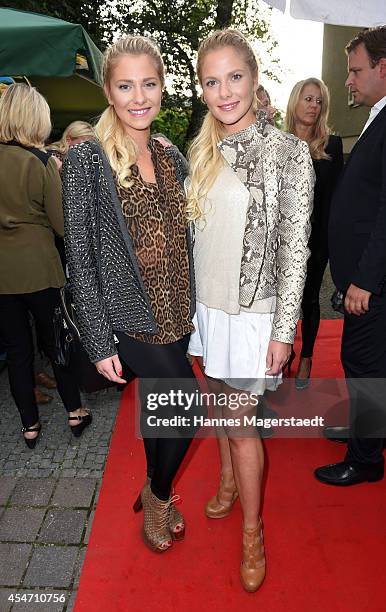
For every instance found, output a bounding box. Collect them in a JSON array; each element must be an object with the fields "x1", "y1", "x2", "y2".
[
  {"x1": 50, "y1": 121, "x2": 95, "y2": 155},
  {"x1": 95, "y1": 35, "x2": 165, "y2": 188},
  {"x1": 285, "y1": 78, "x2": 331, "y2": 160},
  {"x1": 187, "y1": 29, "x2": 259, "y2": 222},
  {"x1": 0, "y1": 83, "x2": 51, "y2": 148}
]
